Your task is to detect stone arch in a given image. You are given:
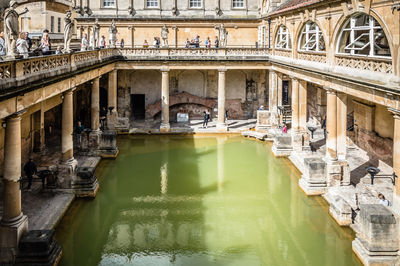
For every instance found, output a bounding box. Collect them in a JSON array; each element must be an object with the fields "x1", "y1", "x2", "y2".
[
  {"x1": 177, "y1": 70, "x2": 205, "y2": 97},
  {"x1": 131, "y1": 70, "x2": 161, "y2": 106},
  {"x1": 226, "y1": 70, "x2": 246, "y2": 101},
  {"x1": 332, "y1": 11, "x2": 393, "y2": 58},
  {"x1": 273, "y1": 24, "x2": 292, "y2": 50},
  {"x1": 294, "y1": 20, "x2": 328, "y2": 53}
]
